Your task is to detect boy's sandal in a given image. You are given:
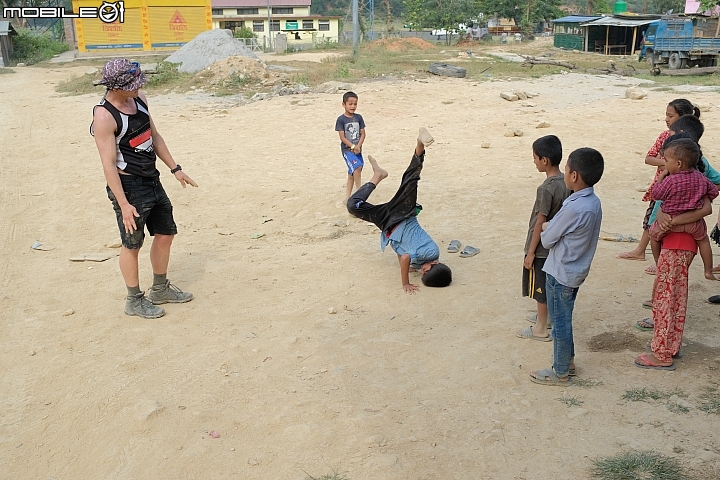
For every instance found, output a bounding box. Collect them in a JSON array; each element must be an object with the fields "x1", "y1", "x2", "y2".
[
  {"x1": 644, "y1": 265, "x2": 657, "y2": 275},
  {"x1": 642, "y1": 299, "x2": 653, "y2": 309},
  {"x1": 529, "y1": 367, "x2": 572, "y2": 386},
  {"x1": 459, "y1": 246, "x2": 480, "y2": 258},
  {"x1": 517, "y1": 325, "x2": 552, "y2": 342},
  {"x1": 447, "y1": 240, "x2": 462, "y2": 253},
  {"x1": 634, "y1": 354, "x2": 676, "y2": 371},
  {"x1": 635, "y1": 318, "x2": 654, "y2": 331}
]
